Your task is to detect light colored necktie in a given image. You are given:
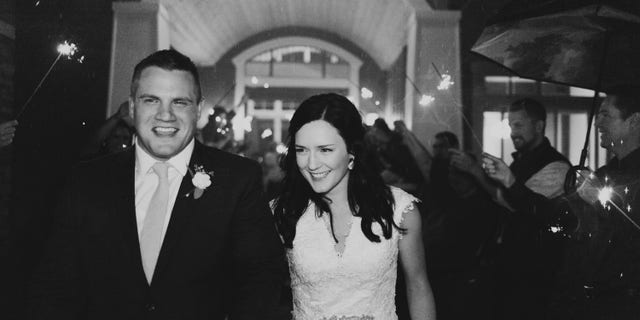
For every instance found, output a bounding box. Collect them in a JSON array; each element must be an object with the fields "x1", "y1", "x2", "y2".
[{"x1": 140, "y1": 162, "x2": 170, "y2": 284}]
